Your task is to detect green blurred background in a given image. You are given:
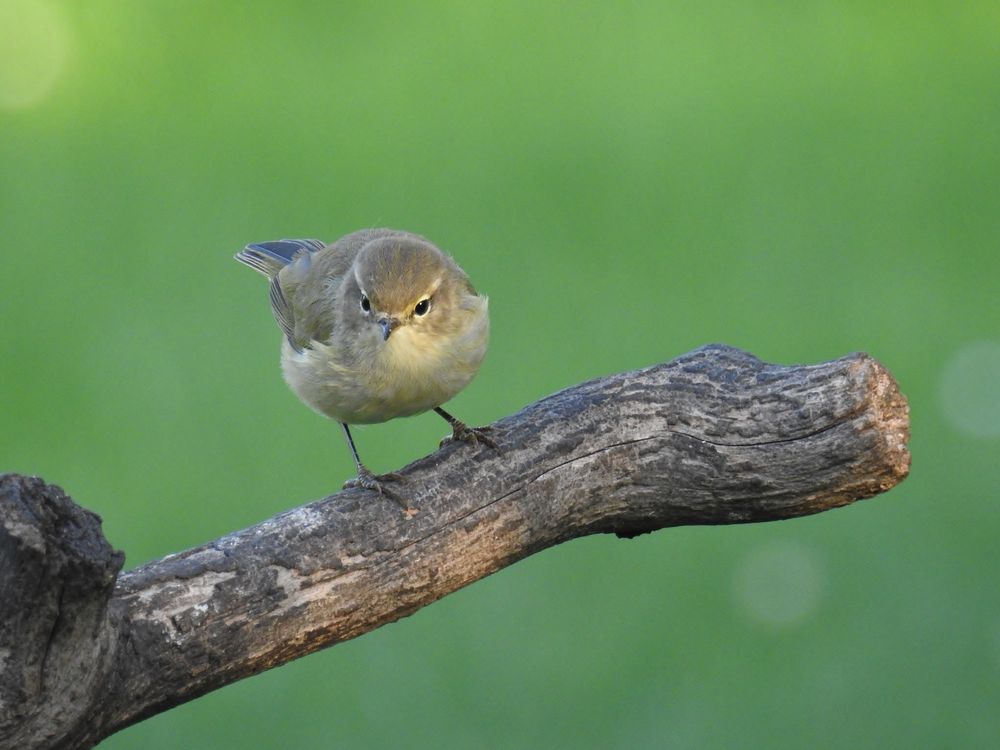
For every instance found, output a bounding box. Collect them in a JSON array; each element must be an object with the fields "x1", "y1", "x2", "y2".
[{"x1": 2, "y1": 1, "x2": 999, "y2": 747}]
